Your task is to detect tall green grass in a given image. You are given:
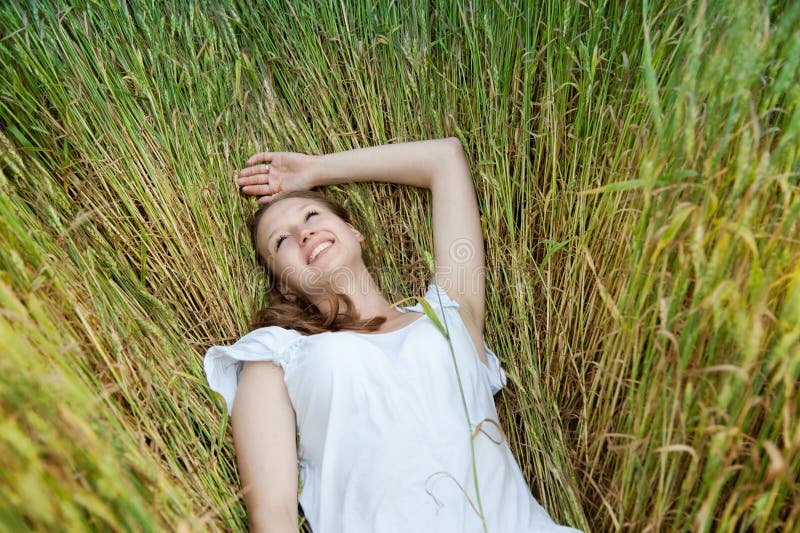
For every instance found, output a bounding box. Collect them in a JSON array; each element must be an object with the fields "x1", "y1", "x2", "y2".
[{"x1": 1, "y1": 0, "x2": 797, "y2": 530}]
